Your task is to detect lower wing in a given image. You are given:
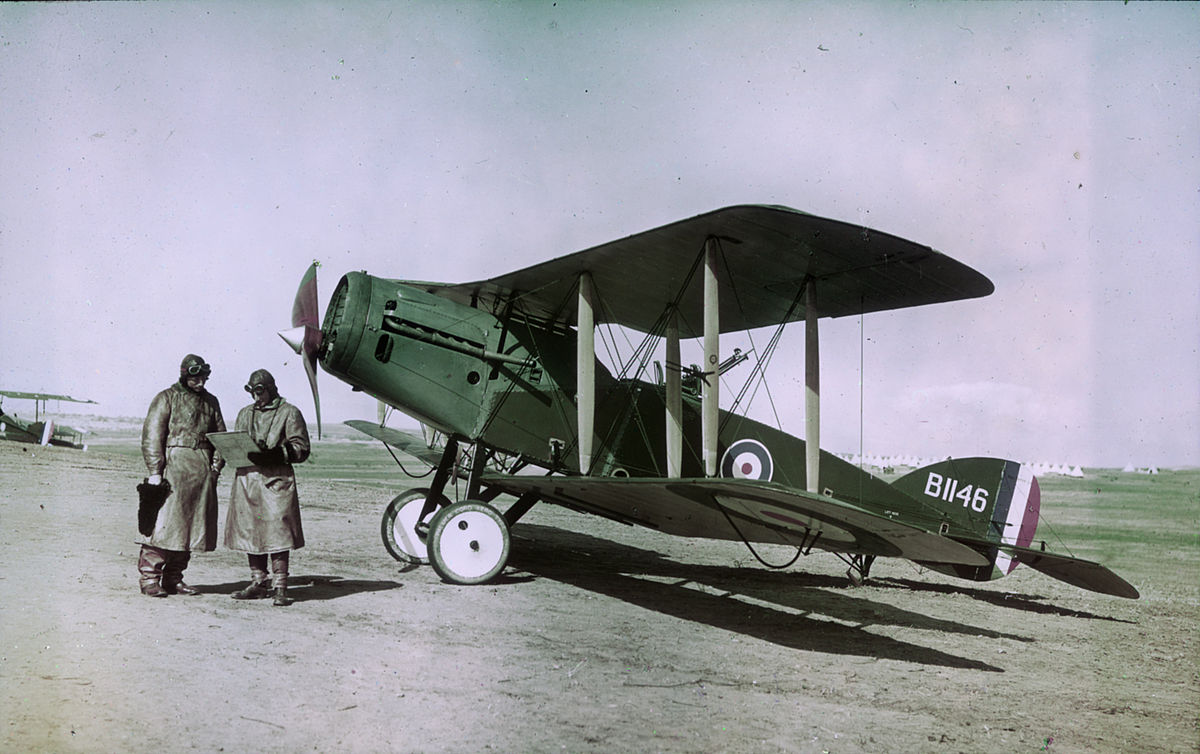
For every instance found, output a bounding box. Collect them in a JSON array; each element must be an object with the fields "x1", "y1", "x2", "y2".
[
  {"x1": 344, "y1": 420, "x2": 447, "y2": 468},
  {"x1": 481, "y1": 475, "x2": 989, "y2": 567}
]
